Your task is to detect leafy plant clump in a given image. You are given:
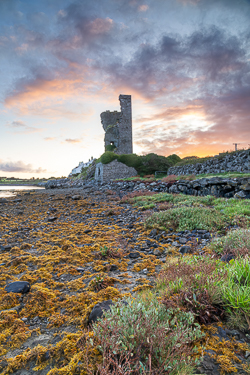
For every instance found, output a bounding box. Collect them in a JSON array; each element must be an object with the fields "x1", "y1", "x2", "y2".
[
  {"x1": 210, "y1": 228, "x2": 250, "y2": 256},
  {"x1": 91, "y1": 296, "x2": 203, "y2": 374},
  {"x1": 221, "y1": 257, "x2": 250, "y2": 330},
  {"x1": 98, "y1": 152, "x2": 181, "y2": 176},
  {"x1": 145, "y1": 206, "x2": 227, "y2": 231}
]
